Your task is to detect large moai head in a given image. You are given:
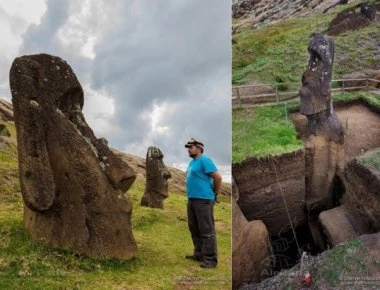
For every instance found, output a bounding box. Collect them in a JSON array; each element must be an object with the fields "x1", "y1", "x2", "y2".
[
  {"x1": 141, "y1": 146, "x2": 171, "y2": 209},
  {"x1": 9, "y1": 54, "x2": 138, "y2": 259},
  {"x1": 299, "y1": 34, "x2": 344, "y2": 144}
]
